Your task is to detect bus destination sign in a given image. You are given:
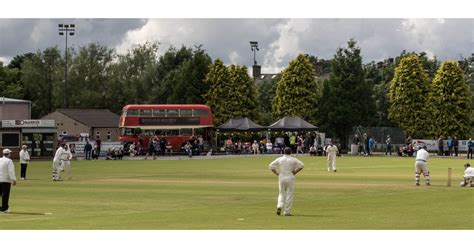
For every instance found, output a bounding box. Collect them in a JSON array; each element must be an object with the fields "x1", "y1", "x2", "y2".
[{"x1": 139, "y1": 117, "x2": 200, "y2": 125}]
